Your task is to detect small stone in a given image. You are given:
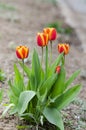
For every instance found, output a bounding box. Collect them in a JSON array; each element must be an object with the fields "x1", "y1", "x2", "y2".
[{"x1": 80, "y1": 69, "x2": 86, "y2": 79}]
